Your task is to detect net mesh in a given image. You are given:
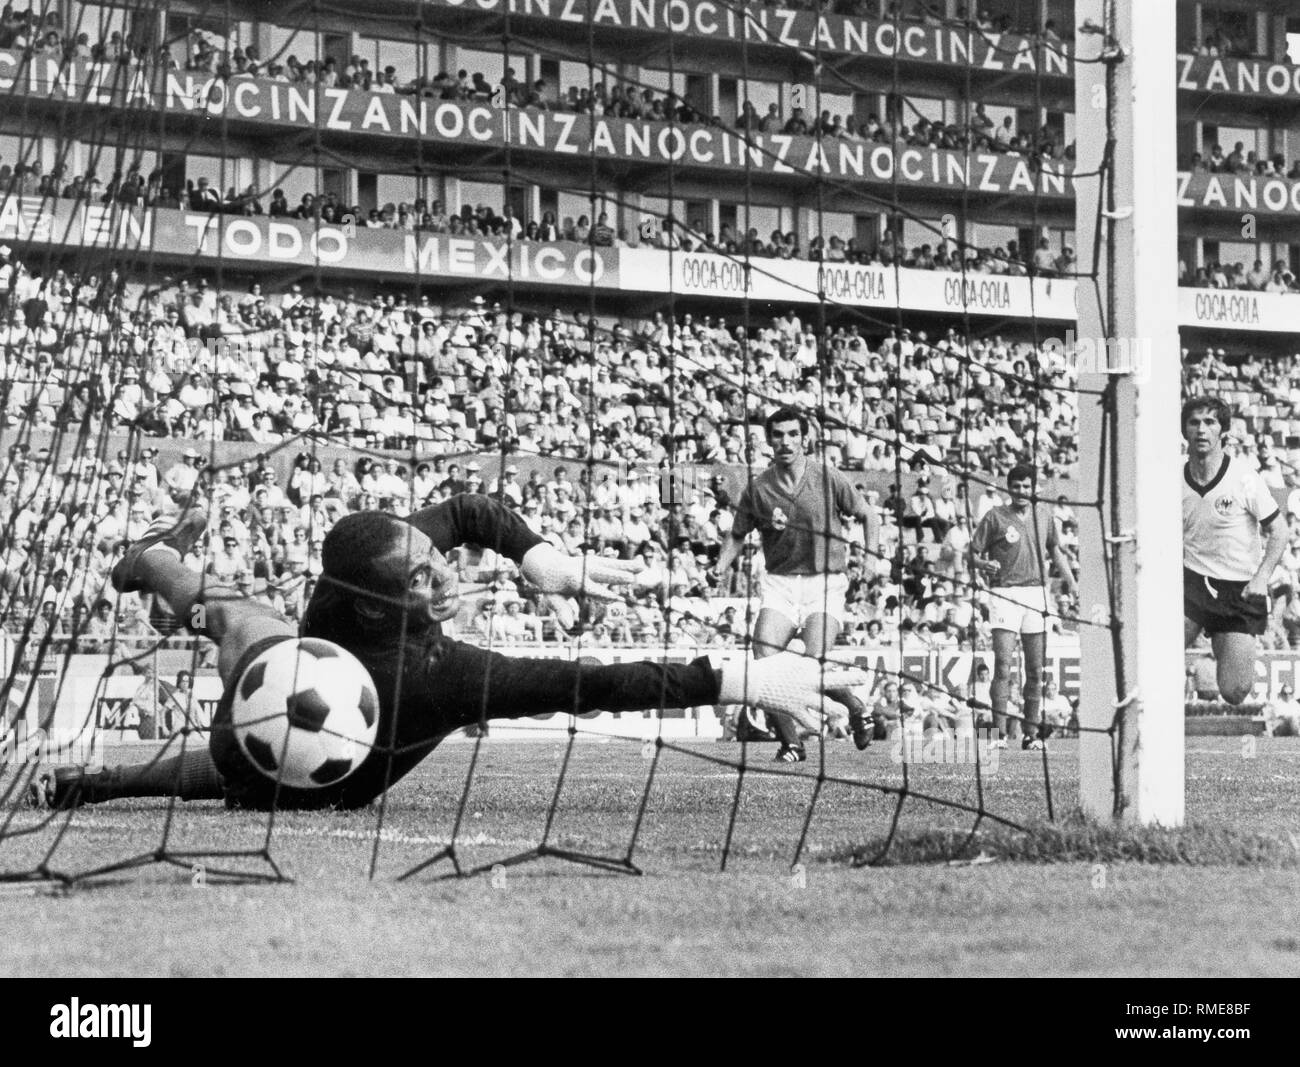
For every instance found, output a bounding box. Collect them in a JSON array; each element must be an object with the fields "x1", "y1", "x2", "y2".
[{"x1": 0, "y1": 0, "x2": 1139, "y2": 885}]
